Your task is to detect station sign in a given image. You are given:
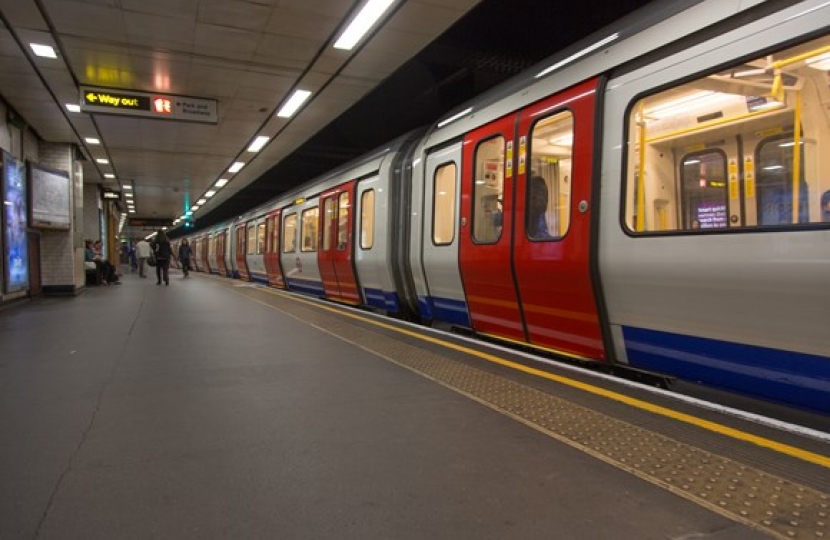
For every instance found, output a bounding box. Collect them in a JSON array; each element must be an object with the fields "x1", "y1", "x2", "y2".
[
  {"x1": 80, "y1": 86, "x2": 218, "y2": 124},
  {"x1": 129, "y1": 218, "x2": 173, "y2": 228}
]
